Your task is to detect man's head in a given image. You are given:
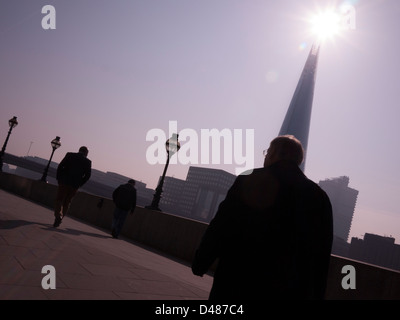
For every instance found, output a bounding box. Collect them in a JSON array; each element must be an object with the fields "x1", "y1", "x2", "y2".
[
  {"x1": 79, "y1": 146, "x2": 89, "y2": 158},
  {"x1": 263, "y1": 135, "x2": 304, "y2": 167},
  {"x1": 128, "y1": 179, "x2": 136, "y2": 186}
]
